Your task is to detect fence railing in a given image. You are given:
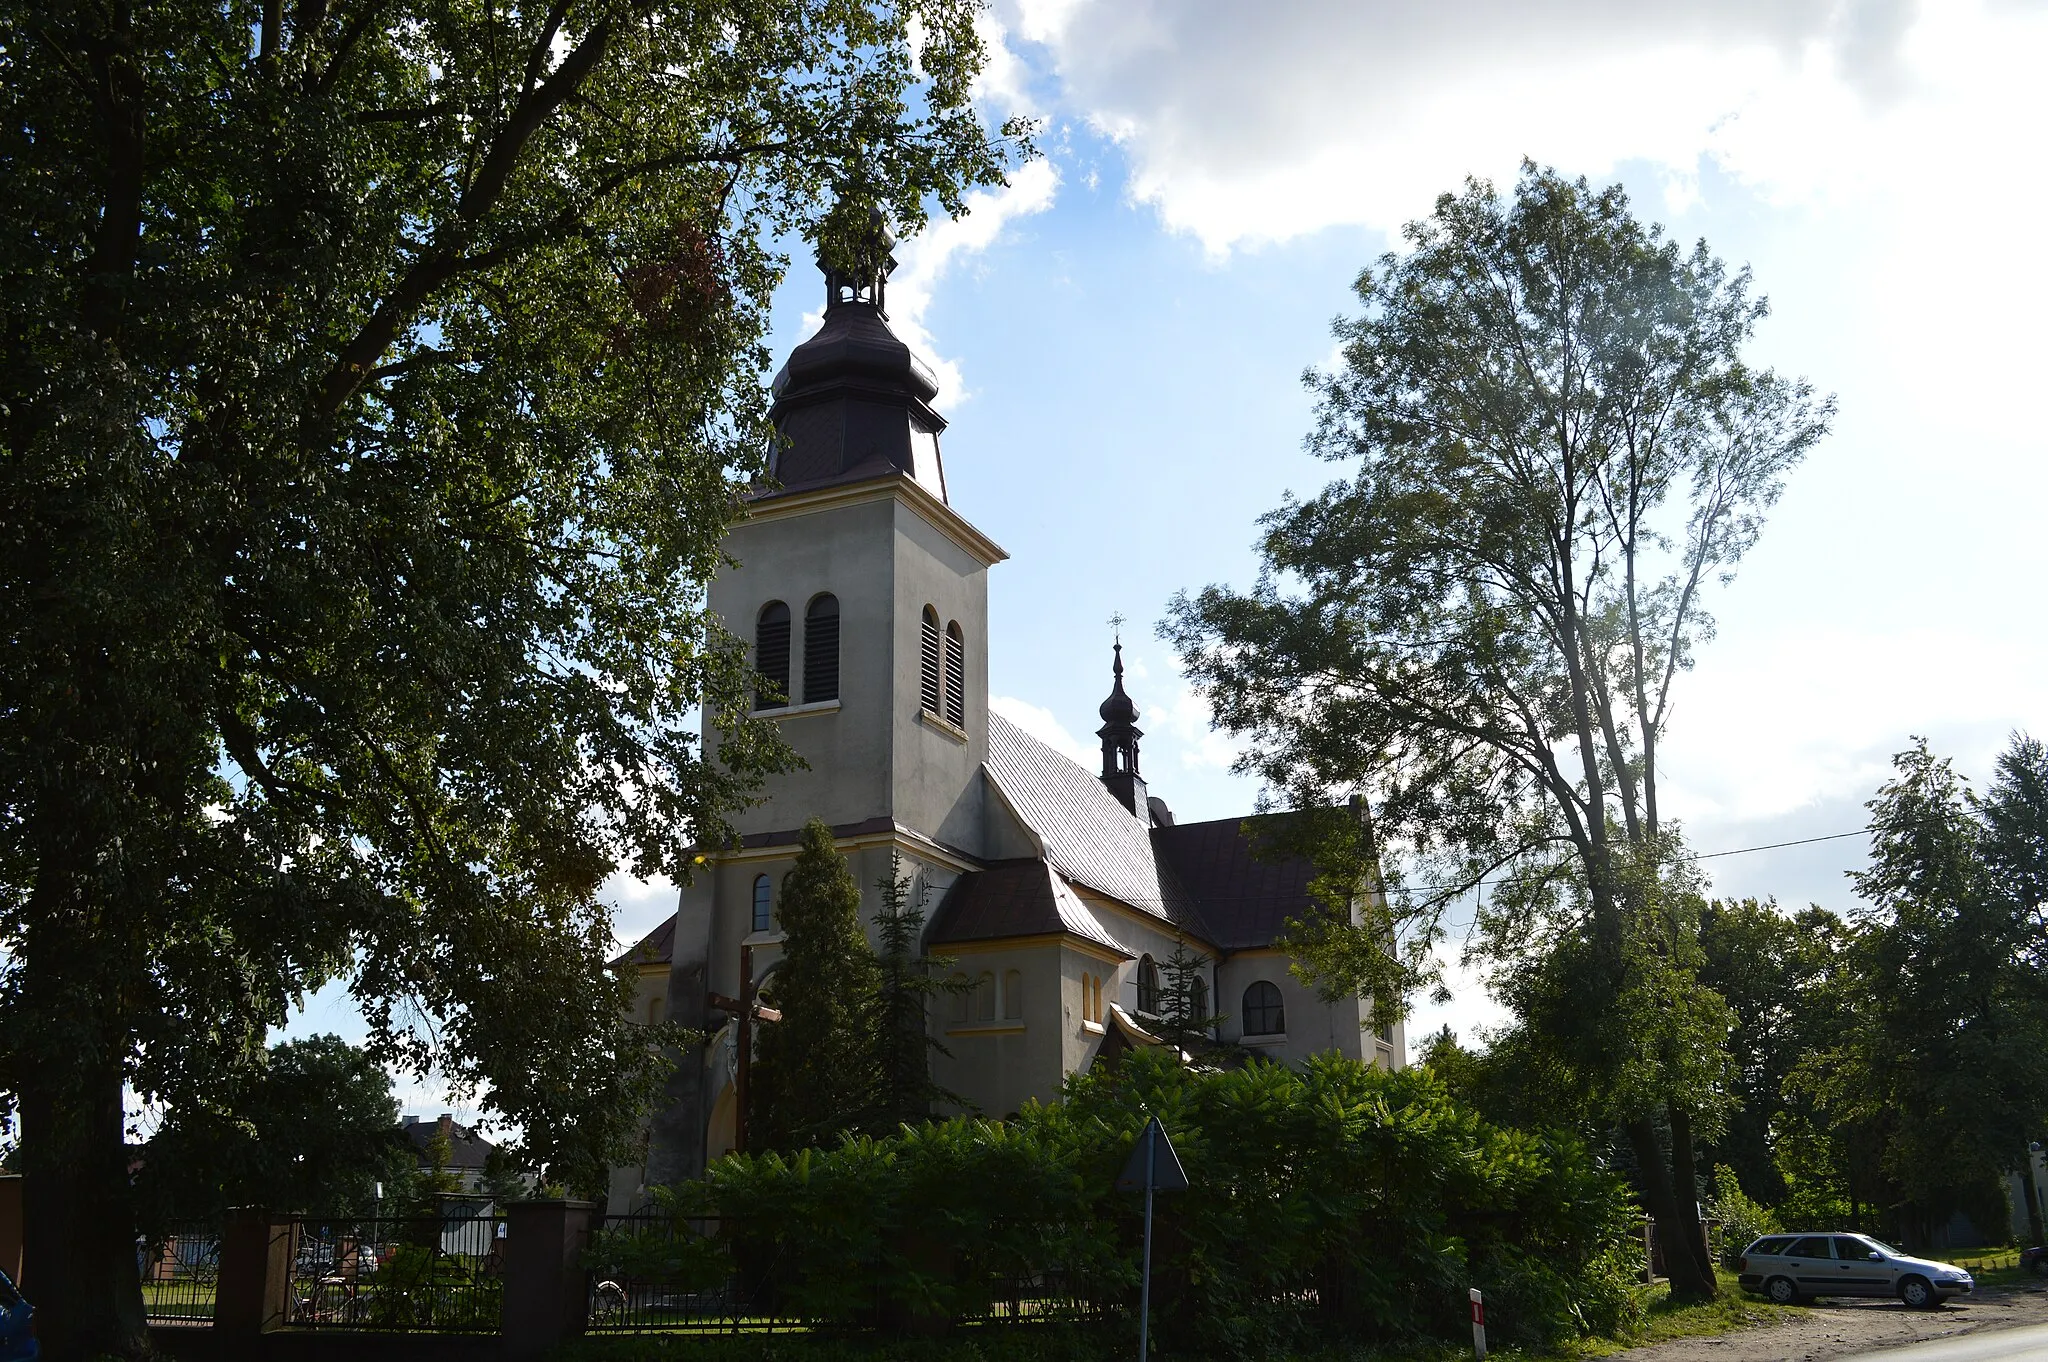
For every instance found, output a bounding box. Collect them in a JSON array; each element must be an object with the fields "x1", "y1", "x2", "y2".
[
  {"x1": 583, "y1": 1214, "x2": 803, "y2": 1334},
  {"x1": 580, "y1": 1214, "x2": 1116, "y2": 1334},
  {"x1": 287, "y1": 1210, "x2": 506, "y2": 1332},
  {"x1": 142, "y1": 1226, "x2": 220, "y2": 1326}
]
